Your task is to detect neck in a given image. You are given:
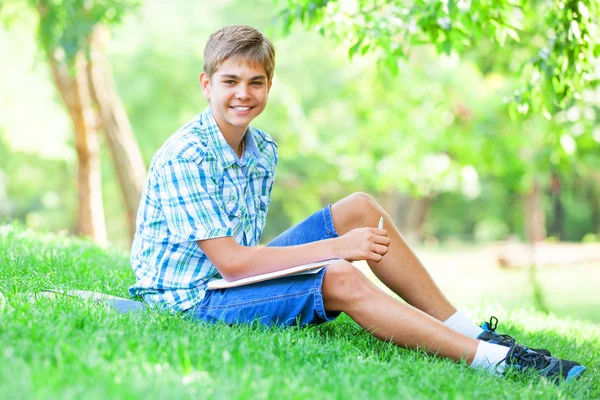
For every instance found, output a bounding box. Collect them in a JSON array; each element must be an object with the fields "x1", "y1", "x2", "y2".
[
  {"x1": 210, "y1": 108, "x2": 247, "y2": 157},
  {"x1": 224, "y1": 130, "x2": 245, "y2": 158},
  {"x1": 219, "y1": 124, "x2": 246, "y2": 148},
  {"x1": 235, "y1": 139, "x2": 245, "y2": 158}
]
